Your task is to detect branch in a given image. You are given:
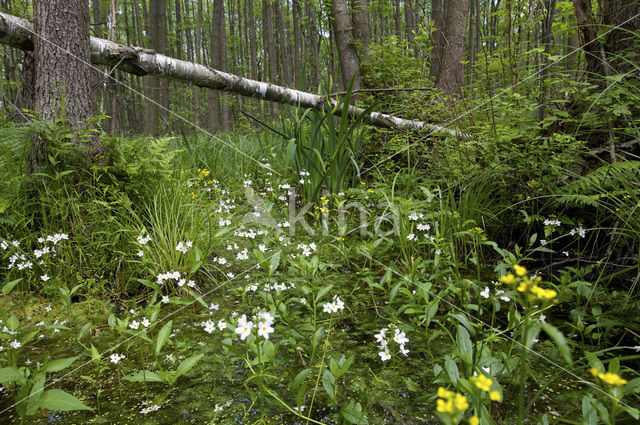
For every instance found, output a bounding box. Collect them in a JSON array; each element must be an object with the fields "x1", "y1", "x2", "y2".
[{"x1": 0, "y1": 11, "x2": 466, "y2": 136}]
